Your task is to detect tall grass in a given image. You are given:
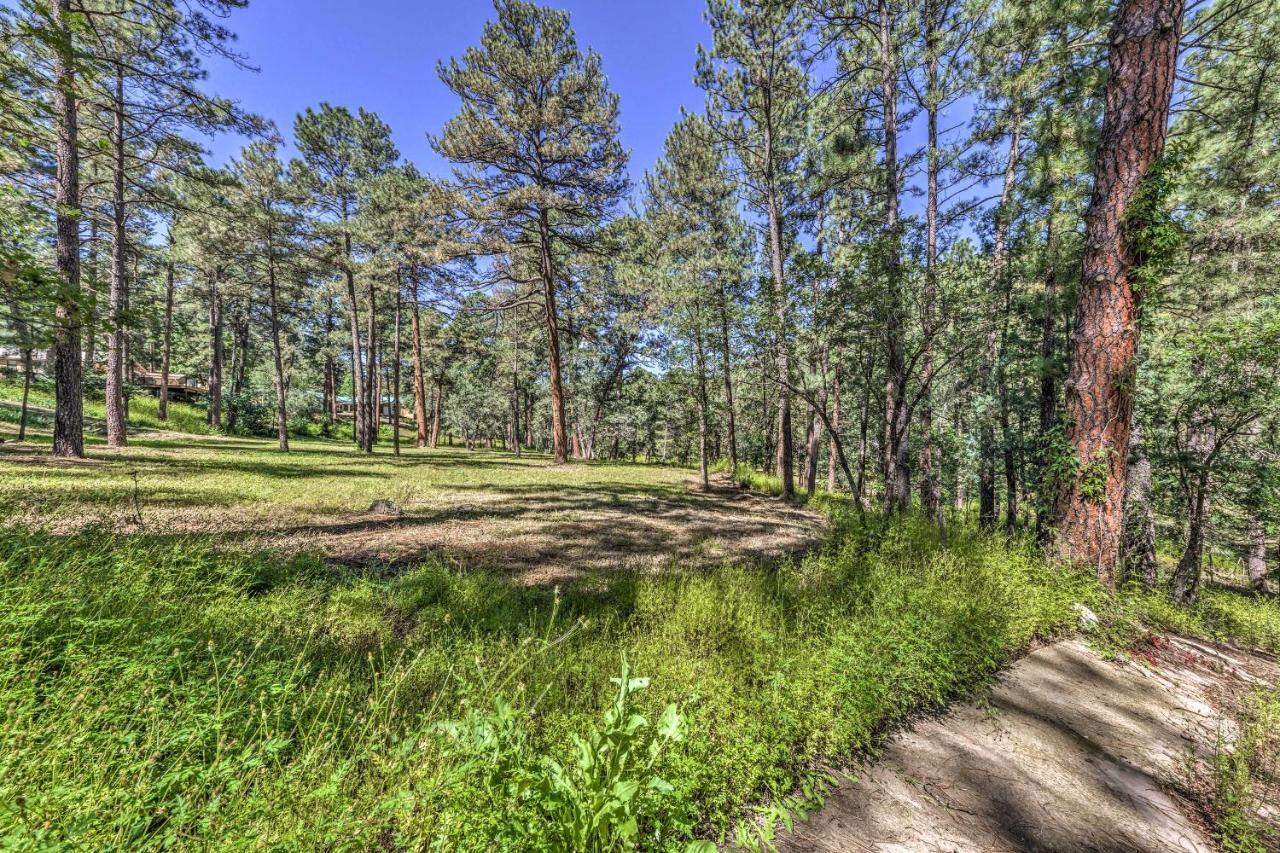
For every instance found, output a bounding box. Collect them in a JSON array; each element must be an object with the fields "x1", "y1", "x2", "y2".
[{"x1": 1, "y1": 508, "x2": 1278, "y2": 848}]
